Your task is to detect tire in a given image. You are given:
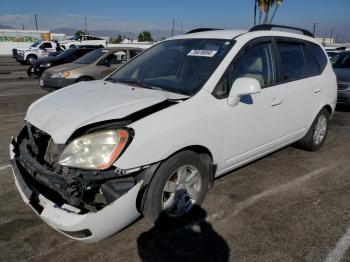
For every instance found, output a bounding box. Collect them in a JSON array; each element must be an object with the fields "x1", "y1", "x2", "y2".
[
  {"x1": 25, "y1": 55, "x2": 37, "y2": 65},
  {"x1": 298, "y1": 108, "x2": 330, "y2": 151},
  {"x1": 76, "y1": 76, "x2": 93, "y2": 82},
  {"x1": 143, "y1": 151, "x2": 209, "y2": 223}
]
